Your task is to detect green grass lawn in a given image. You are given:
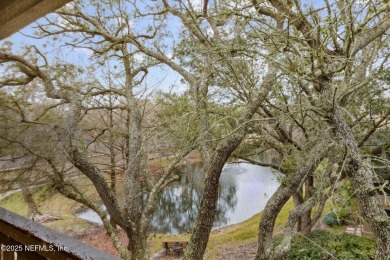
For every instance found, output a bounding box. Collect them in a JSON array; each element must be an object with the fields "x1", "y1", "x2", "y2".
[{"x1": 0, "y1": 179, "x2": 97, "y2": 234}]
